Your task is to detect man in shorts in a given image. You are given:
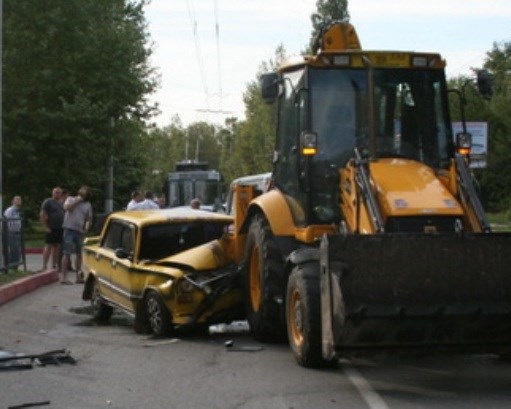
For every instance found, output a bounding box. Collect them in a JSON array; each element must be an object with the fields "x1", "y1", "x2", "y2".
[
  {"x1": 61, "y1": 185, "x2": 93, "y2": 284},
  {"x1": 40, "y1": 187, "x2": 64, "y2": 271}
]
